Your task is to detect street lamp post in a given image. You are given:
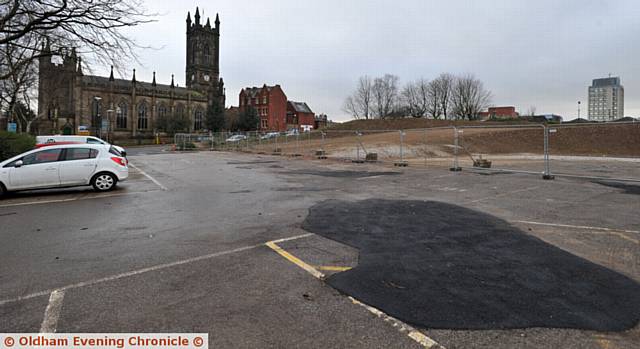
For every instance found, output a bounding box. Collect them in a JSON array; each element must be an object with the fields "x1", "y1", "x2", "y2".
[
  {"x1": 577, "y1": 101, "x2": 581, "y2": 120},
  {"x1": 93, "y1": 96, "x2": 102, "y2": 137},
  {"x1": 106, "y1": 109, "x2": 114, "y2": 142}
]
